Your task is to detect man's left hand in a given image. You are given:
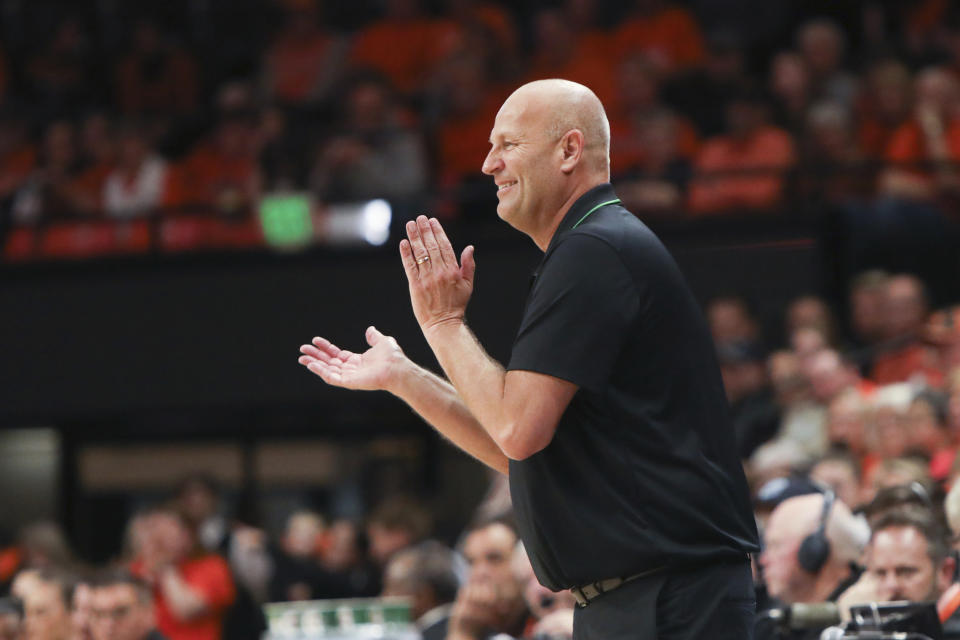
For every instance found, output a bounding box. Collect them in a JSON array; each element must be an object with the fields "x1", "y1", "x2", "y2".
[{"x1": 400, "y1": 215, "x2": 476, "y2": 332}]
